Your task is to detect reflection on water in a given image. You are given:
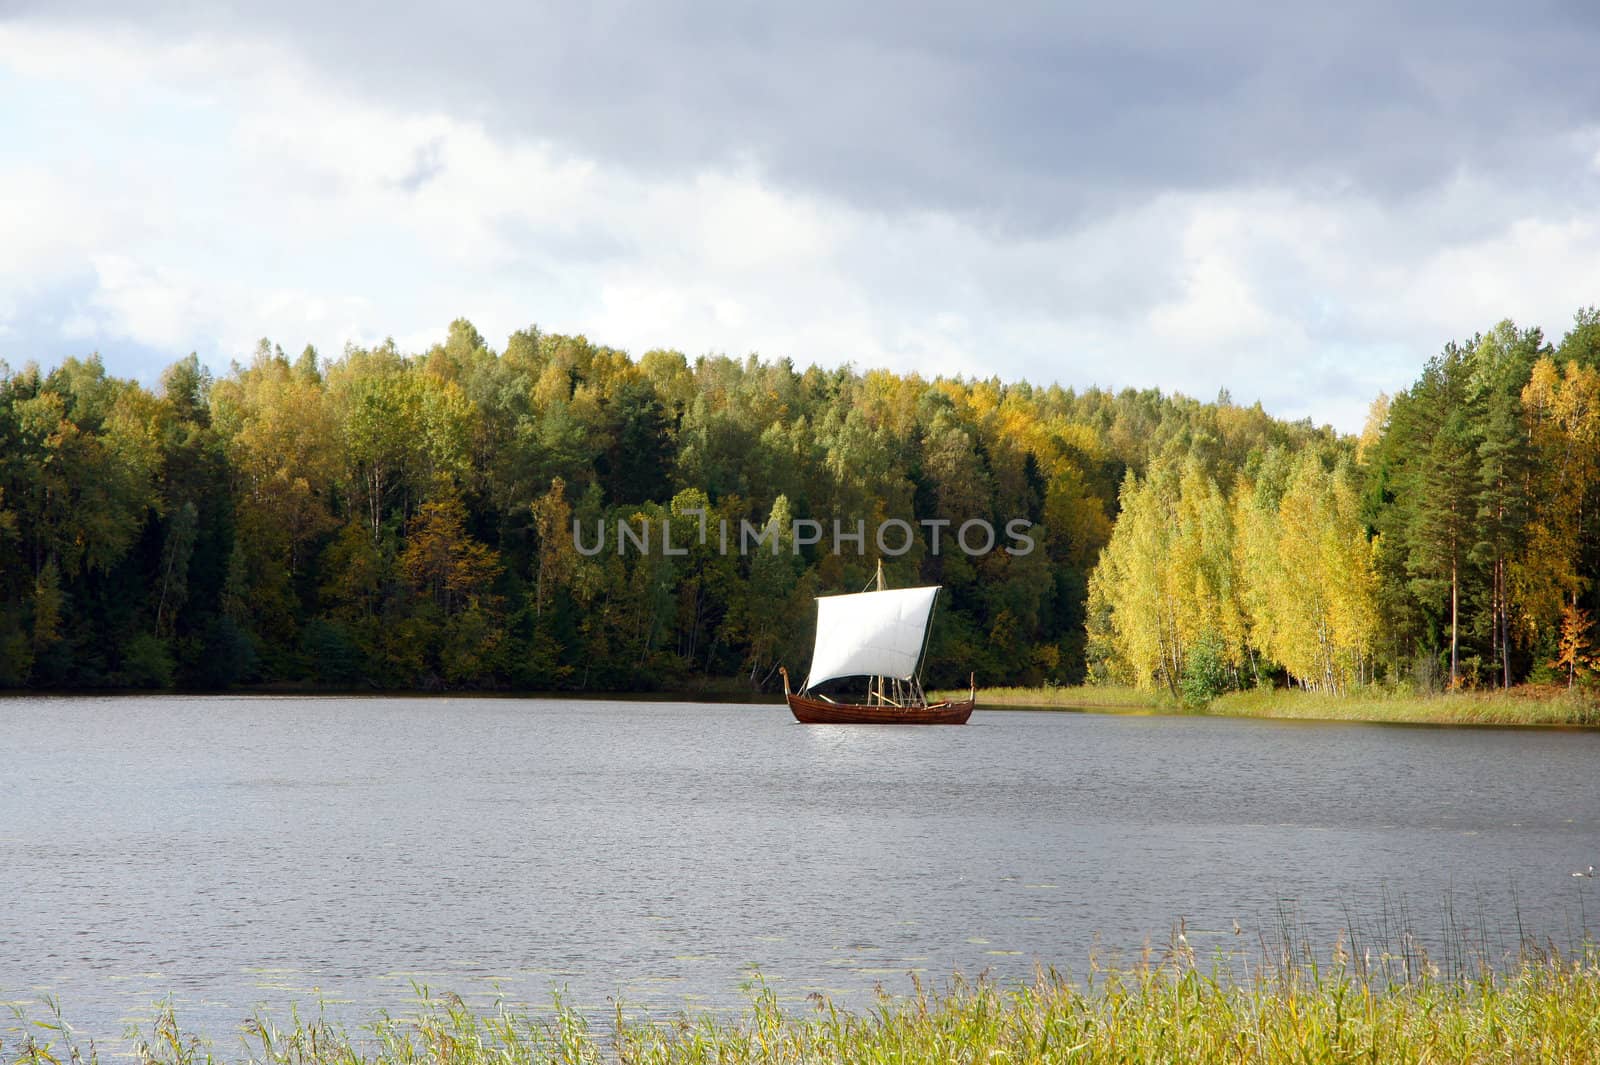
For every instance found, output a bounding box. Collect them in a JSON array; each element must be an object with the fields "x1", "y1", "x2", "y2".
[{"x1": 1, "y1": 695, "x2": 1598, "y2": 1040}]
